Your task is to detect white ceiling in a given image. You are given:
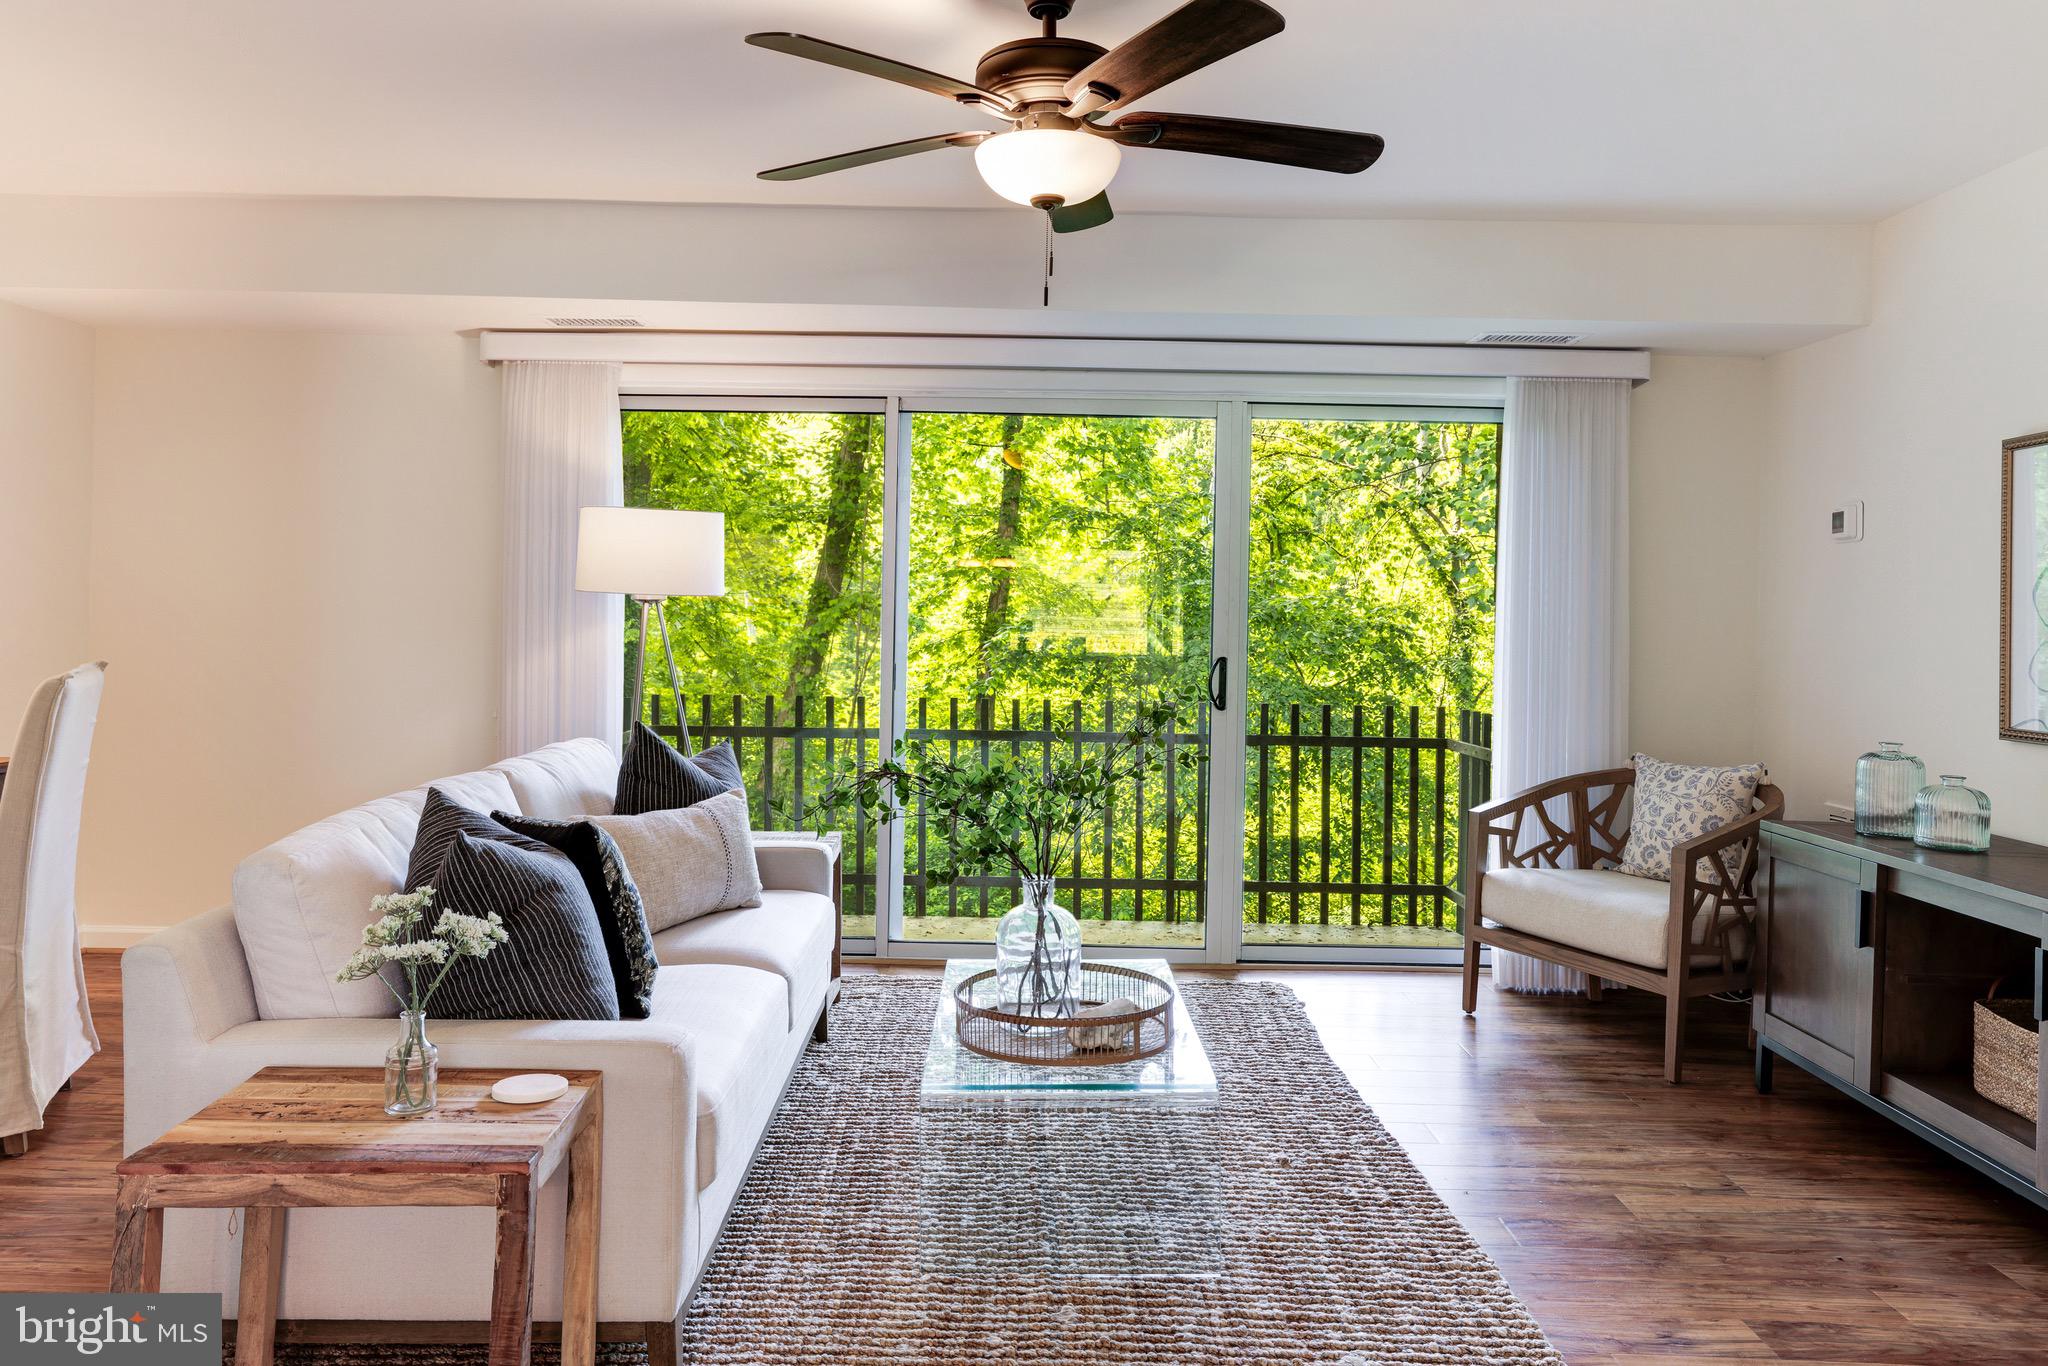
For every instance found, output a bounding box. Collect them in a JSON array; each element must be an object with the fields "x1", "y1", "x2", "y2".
[{"x1": 4, "y1": 0, "x2": 2048, "y2": 223}]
